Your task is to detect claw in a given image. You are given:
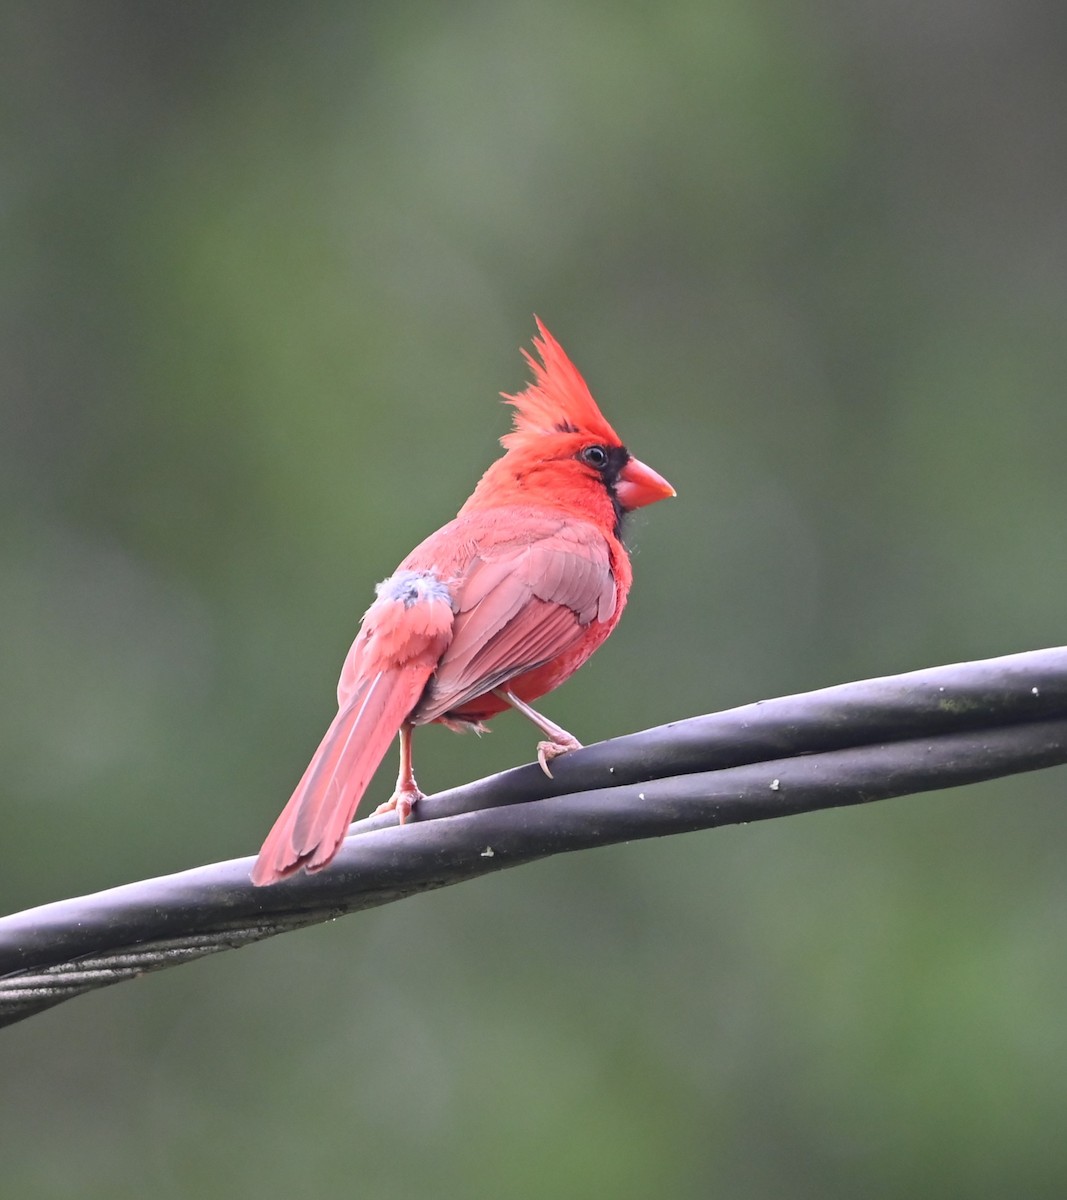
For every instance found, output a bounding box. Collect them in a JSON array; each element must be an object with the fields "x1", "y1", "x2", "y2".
[
  {"x1": 372, "y1": 721, "x2": 424, "y2": 825},
  {"x1": 491, "y1": 687, "x2": 583, "y2": 778},
  {"x1": 372, "y1": 785, "x2": 424, "y2": 825},
  {"x1": 536, "y1": 733, "x2": 582, "y2": 778}
]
